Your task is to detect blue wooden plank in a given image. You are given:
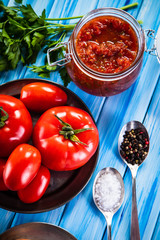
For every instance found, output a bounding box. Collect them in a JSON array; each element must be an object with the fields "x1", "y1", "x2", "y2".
[
  {"x1": 10, "y1": 206, "x2": 65, "y2": 228},
  {"x1": 2, "y1": 0, "x2": 9, "y2": 5},
  {"x1": 0, "y1": 209, "x2": 15, "y2": 234},
  {"x1": 137, "y1": 76, "x2": 160, "y2": 239},
  {"x1": 152, "y1": 213, "x2": 160, "y2": 240}
]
